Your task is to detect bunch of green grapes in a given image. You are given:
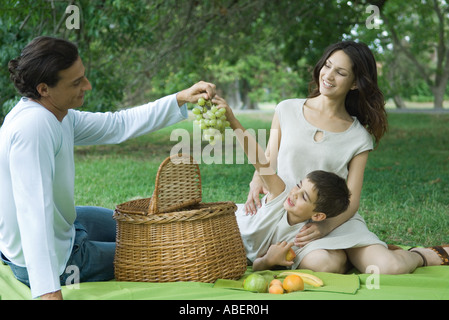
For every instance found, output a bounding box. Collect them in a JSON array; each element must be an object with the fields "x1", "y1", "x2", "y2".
[{"x1": 192, "y1": 97, "x2": 230, "y2": 145}]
